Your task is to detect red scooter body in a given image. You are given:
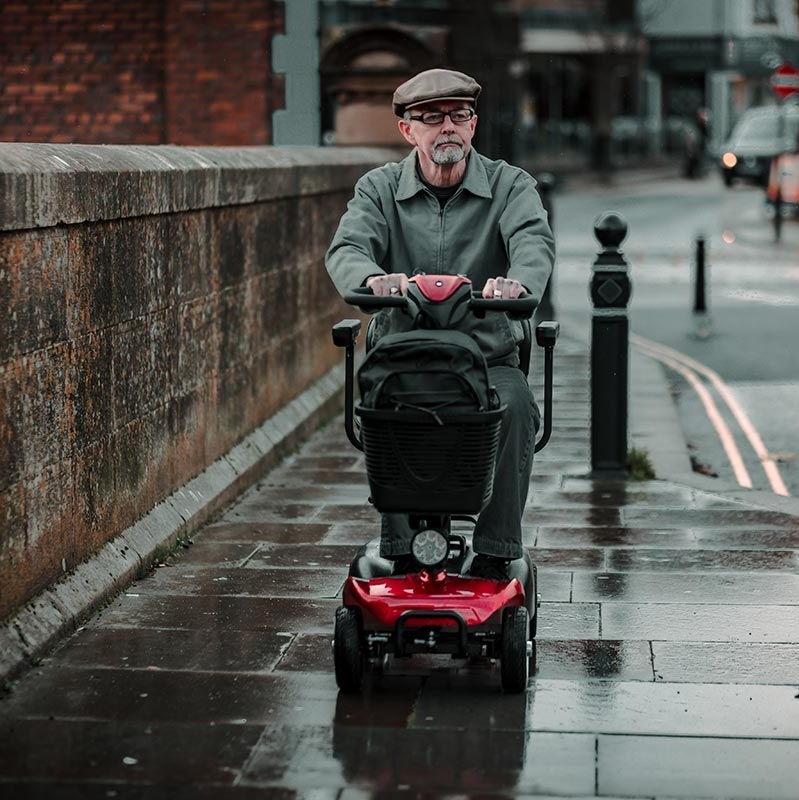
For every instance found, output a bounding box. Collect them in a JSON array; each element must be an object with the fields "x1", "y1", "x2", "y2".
[{"x1": 343, "y1": 572, "x2": 525, "y2": 630}]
